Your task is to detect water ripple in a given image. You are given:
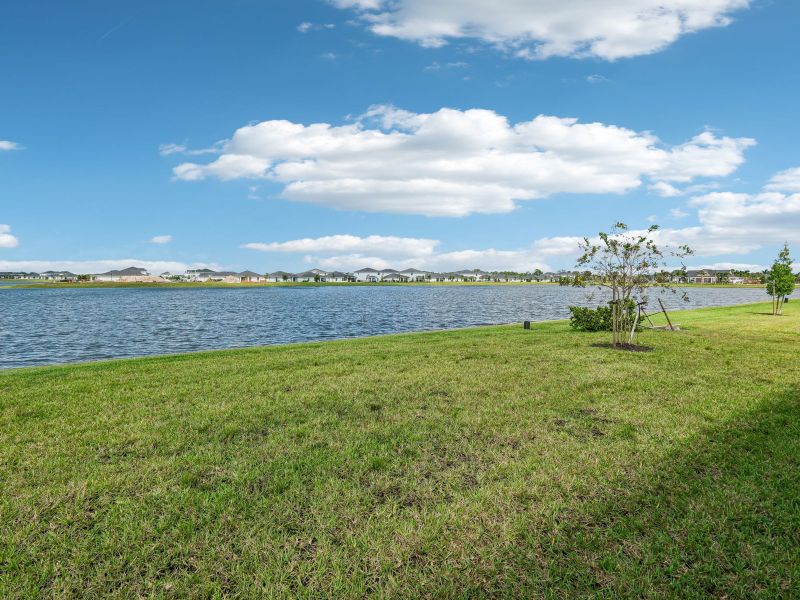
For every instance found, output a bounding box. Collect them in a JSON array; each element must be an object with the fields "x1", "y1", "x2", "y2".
[{"x1": 0, "y1": 285, "x2": 771, "y2": 369}]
